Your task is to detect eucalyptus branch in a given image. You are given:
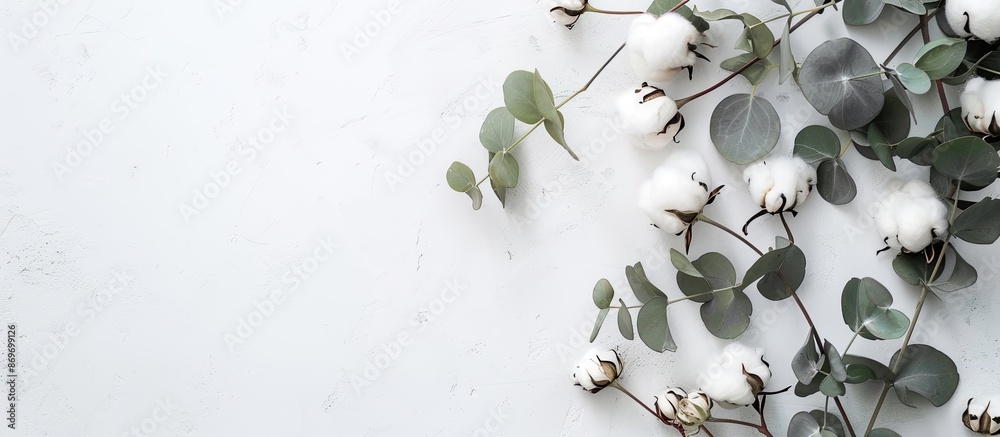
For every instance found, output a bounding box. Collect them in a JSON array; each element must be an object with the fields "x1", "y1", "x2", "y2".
[
  {"x1": 756, "y1": 2, "x2": 839, "y2": 27},
  {"x1": 882, "y1": 9, "x2": 940, "y2": 65},
  {"x1": 707, "y1": 417, "x2": 772, "y2": 436},
  {"x1": 698, "y1": 213, "x2": 857, "y2": 437},
  {"x1": 584, "y1": 4, "x2": 644, "y2": 15},
  {"x1": 864, "y1": 190, "x2": 962, "y2": 435},
  {"x1": 675, "y1": 3, "x2": 834, "y2": 107}
]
